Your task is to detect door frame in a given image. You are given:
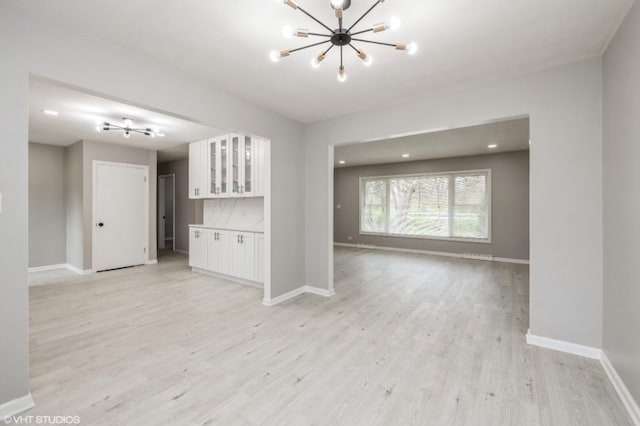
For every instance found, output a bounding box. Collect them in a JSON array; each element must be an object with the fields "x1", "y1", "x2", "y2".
[
  {"x1": 158, "y1": 173, "x2": 176, "y2": 252},
  {"x1": 92, "y1": 160, "x2": 150, "y2": 272}
]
